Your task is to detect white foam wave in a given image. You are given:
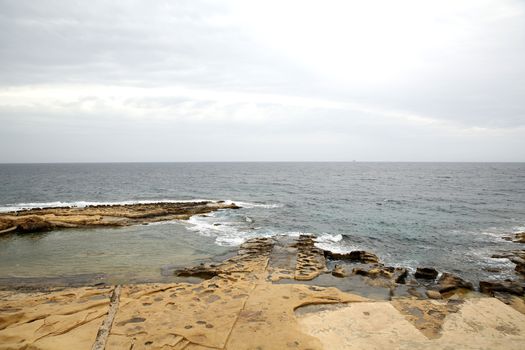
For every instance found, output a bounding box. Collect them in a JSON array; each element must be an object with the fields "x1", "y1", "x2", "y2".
[
  {"x1": 313, "y1": 233, "x2": 354, "y2": 253},
  {"x1": 186, "y1": 214, "x2": 347, "y2": 249},
  {"x1": 231, "y1": 201, "x2": 283, "y2": 209},
  {"x1": 0, "y1": 199, "x2": 221, "y2": 213},
  {"x1": 0, "y1": 199, "x2": 283, "y2": 213},
  {"x1": 478, "y1": 231, "x2": 505, "y2": 239},
  {"x1": 316, "y1": 233, "x2": 343, "y2": 243},
  {"x1": 512, "y1": 226, "x2": 525, "y2": 233},
  {"x1": 185, "y1": 214, "x2": 274, "y2": 246}
]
